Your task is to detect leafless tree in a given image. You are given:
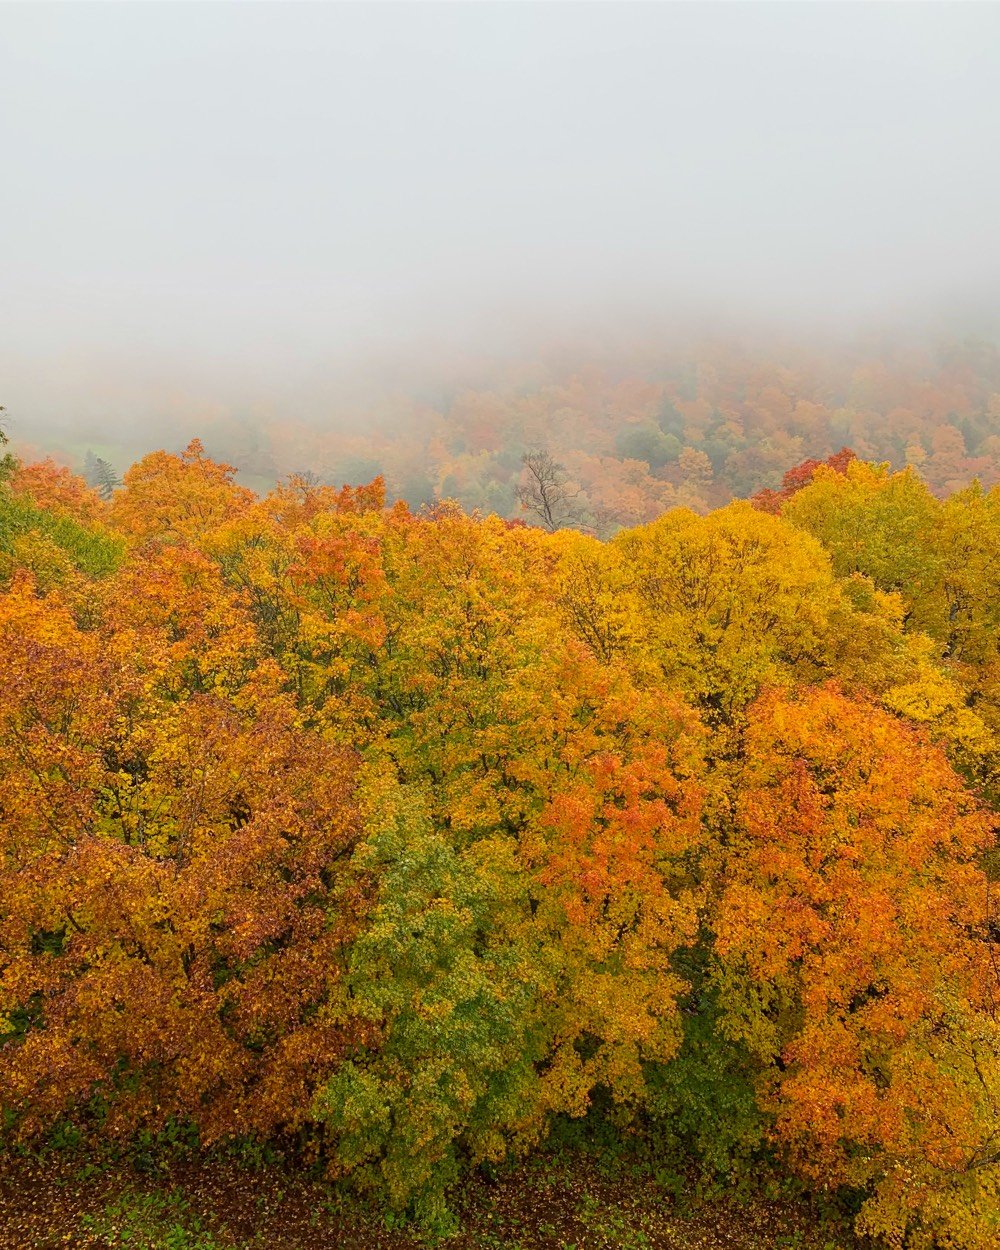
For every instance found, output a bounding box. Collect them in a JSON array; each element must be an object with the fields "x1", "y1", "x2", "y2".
[{"x1": 514, "y1": 450, "x2": 583, "y2": 532}]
